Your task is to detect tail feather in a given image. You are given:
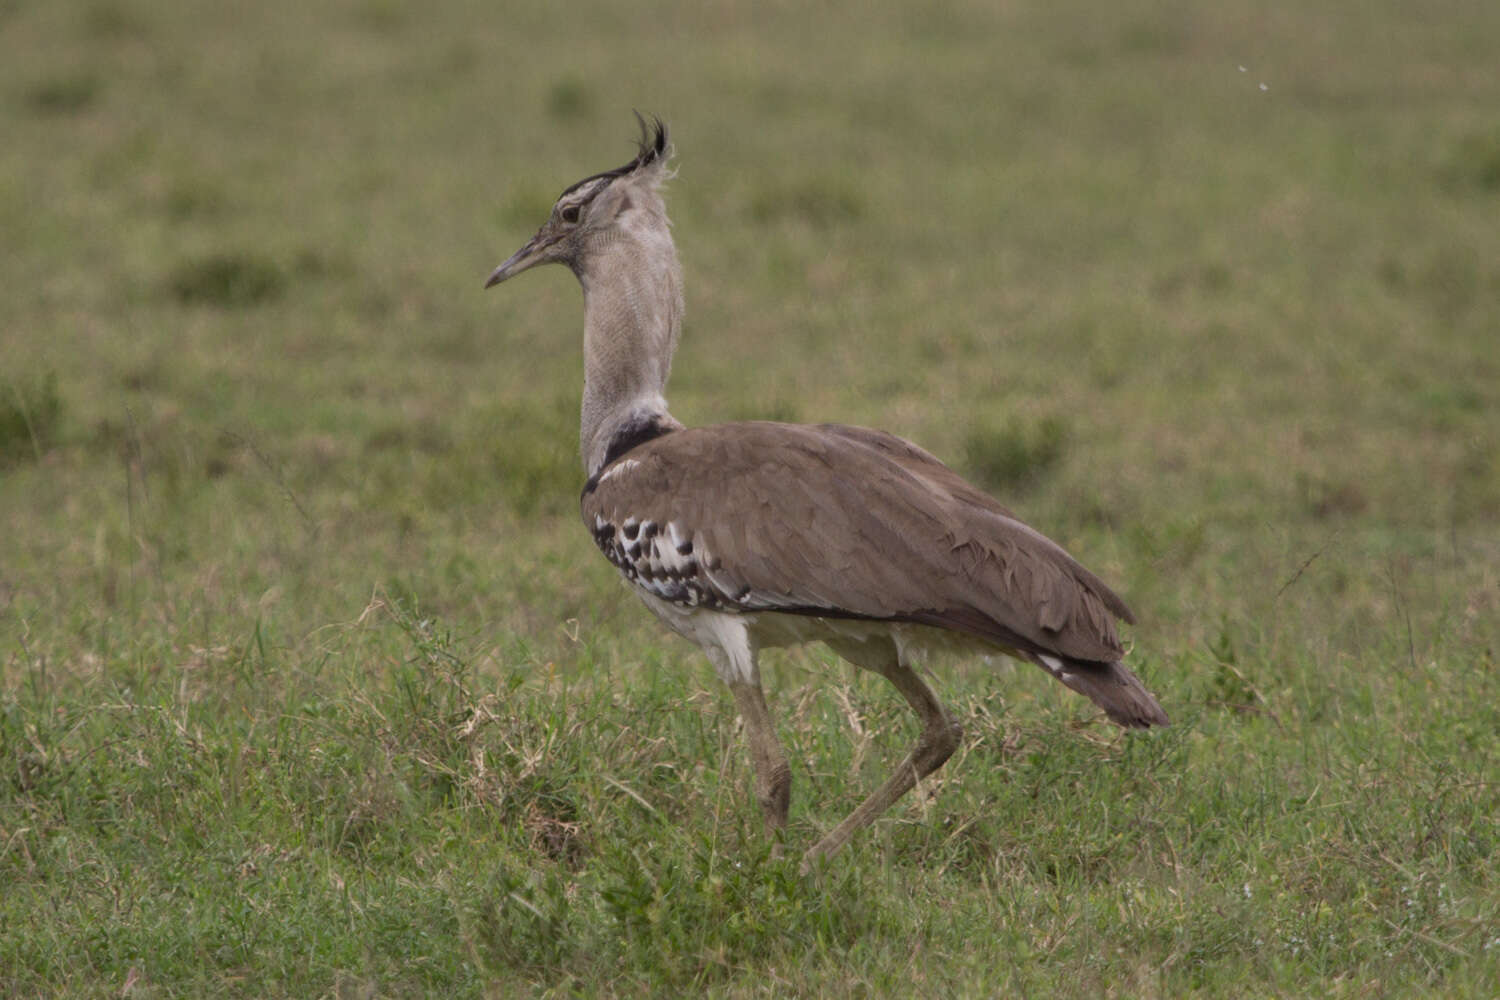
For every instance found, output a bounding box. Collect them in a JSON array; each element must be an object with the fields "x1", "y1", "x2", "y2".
[{"x1": 1032, "y1": 654, "x2": 1169, "y2": 728}]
